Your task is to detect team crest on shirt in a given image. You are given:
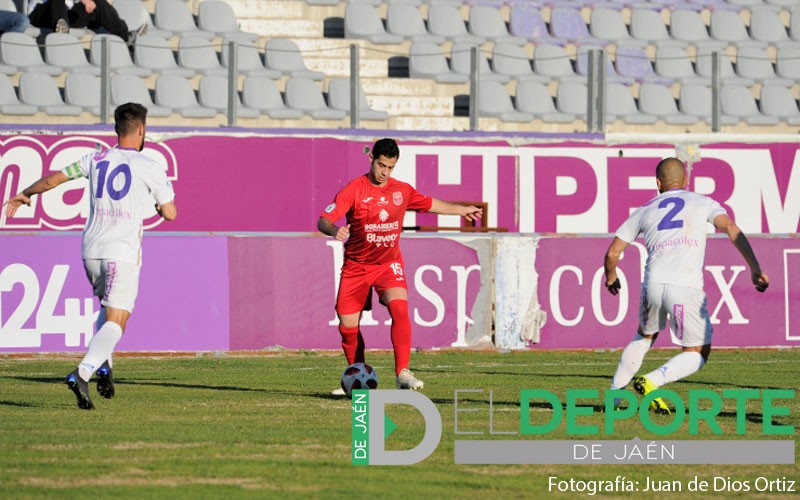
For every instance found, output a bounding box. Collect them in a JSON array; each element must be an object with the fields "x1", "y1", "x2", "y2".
[{"x1": 393, "y1": 192, "x2": 403, "y2": 206}]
